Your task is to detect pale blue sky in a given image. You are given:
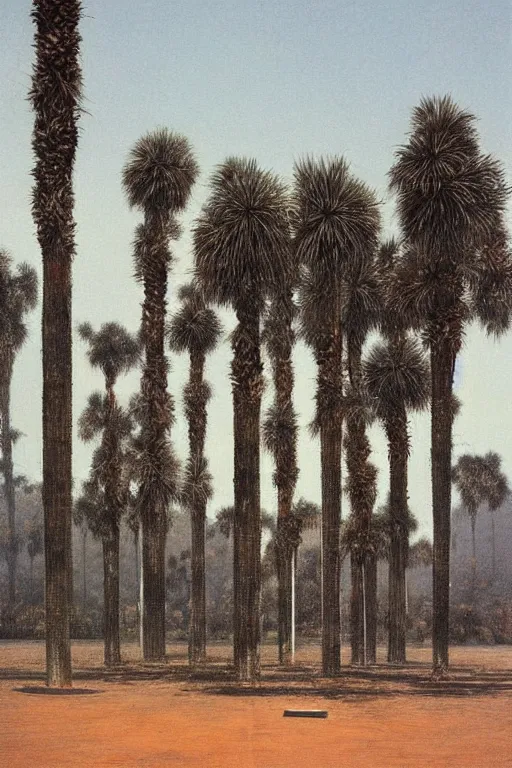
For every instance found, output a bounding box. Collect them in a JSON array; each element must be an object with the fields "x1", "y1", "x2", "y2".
[{"x1": 0, "y1": 0, "x2": 511, "y2": 537}]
